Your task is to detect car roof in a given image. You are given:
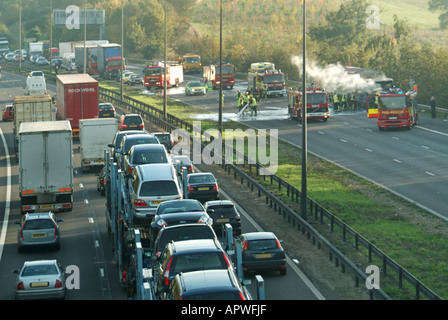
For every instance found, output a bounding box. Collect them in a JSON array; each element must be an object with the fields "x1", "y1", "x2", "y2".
[
  {"x1": 241, "y1": 232, "x2": 277, "y2": 241},
  {"x1": 122, "y1": 113, "x2": 141, "y2": 118},
  {"x1": 131, "y1": 143, "x2": 165, "y2": 152},
  {"x1": 205, "y1": 200, "x2": 234, "y2": 207},
  {"x1": 123, "y1": 133, "x2": 156, "y2": 141},
  {"x1": 155, "y1": 212, "x2": 208, "y2": 223},
  {"x1": 169, "y1": 238, "x2": 221, "y2": 253},
  {"x1": 177, "y1": 269, "x2": 240, "y2": 292},
  {"x1": 23, "y1": 212, "x2": 53, "y2": 220},
  {"x1": 23, "y1": 259, "x2": 58, "y2": 267},
  {"x1": 137, "y1": 163, "x2": 175, "y2": 180}
]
